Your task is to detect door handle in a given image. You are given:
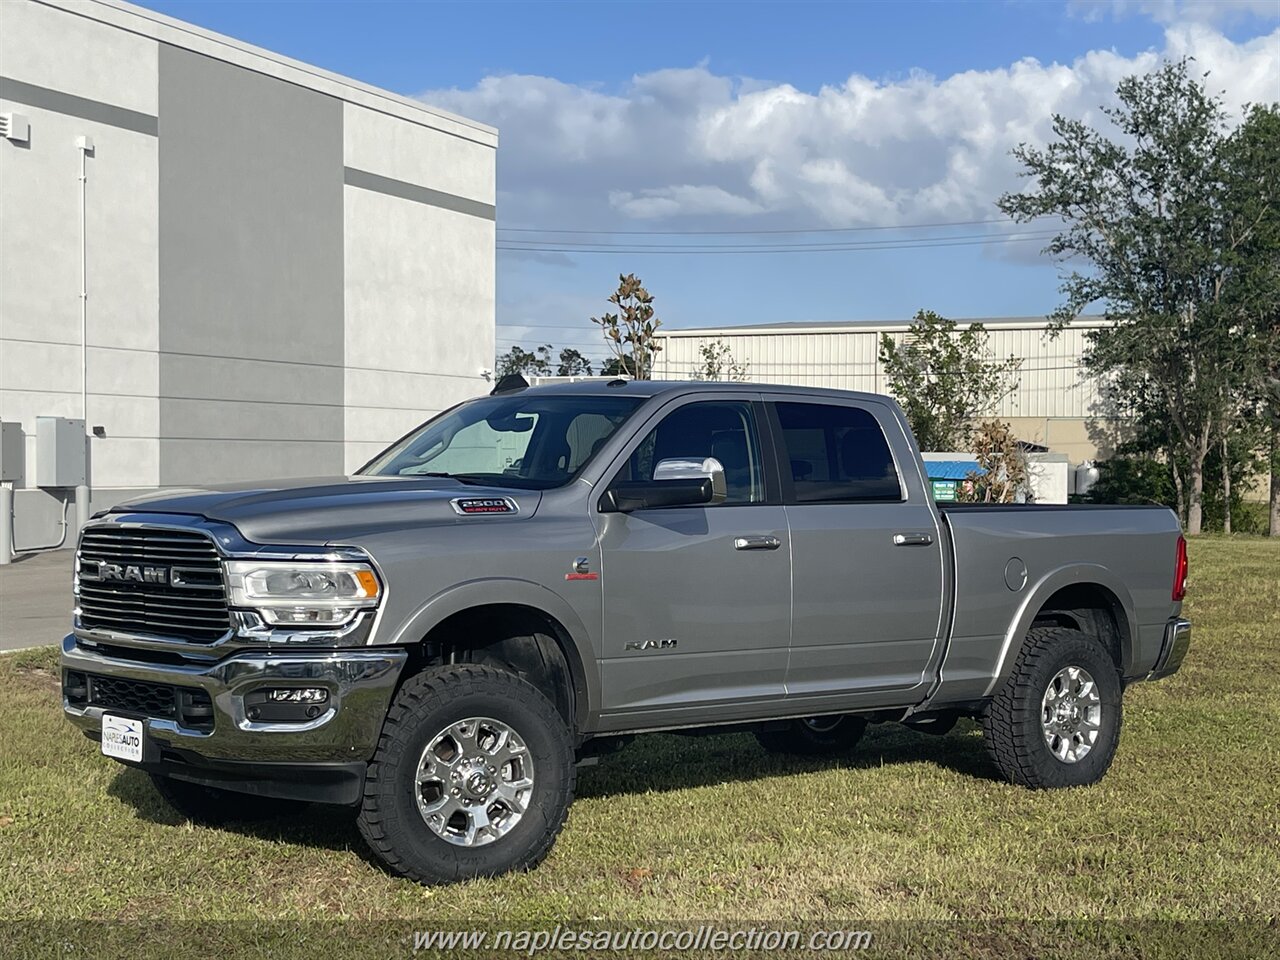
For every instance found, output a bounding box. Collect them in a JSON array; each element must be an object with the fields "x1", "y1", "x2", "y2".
[
  {"x1": 893, "y1": 532, "x2": 934, "y2": 546},
  {"x1": 734, "y1": 535, "x2": 782, "y2": 551}
]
